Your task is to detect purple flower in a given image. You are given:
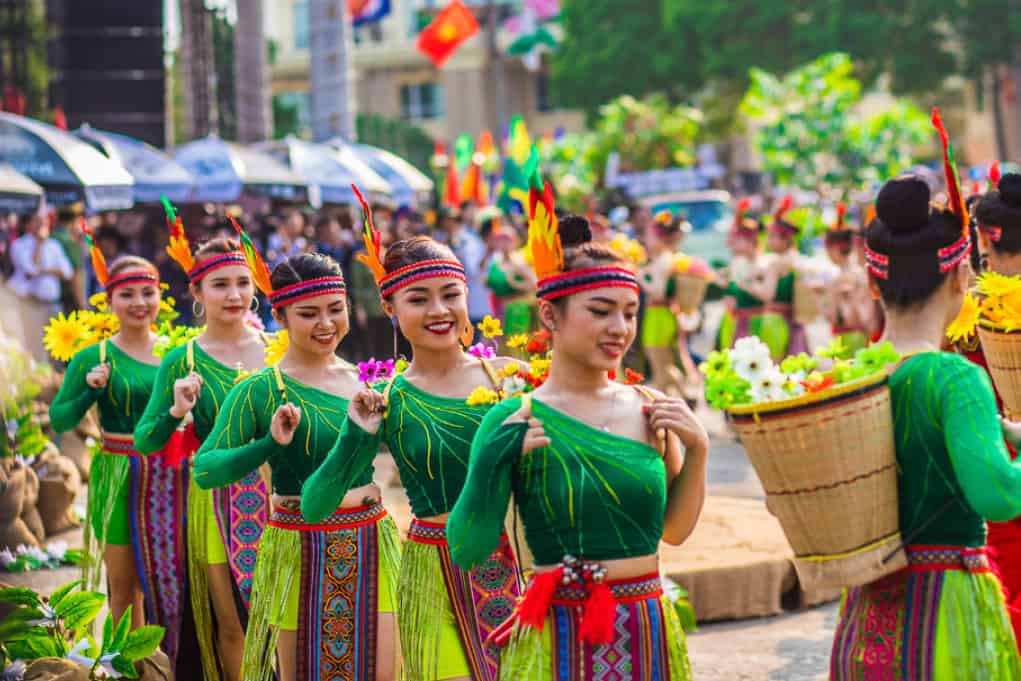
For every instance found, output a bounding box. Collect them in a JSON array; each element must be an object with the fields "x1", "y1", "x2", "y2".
[
  {"x1": 358, "y1": 357, "x2": 397, "y2": 383},
  {"x1": 468, "y1": 342, "x2": 496, "y2": 359}
]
